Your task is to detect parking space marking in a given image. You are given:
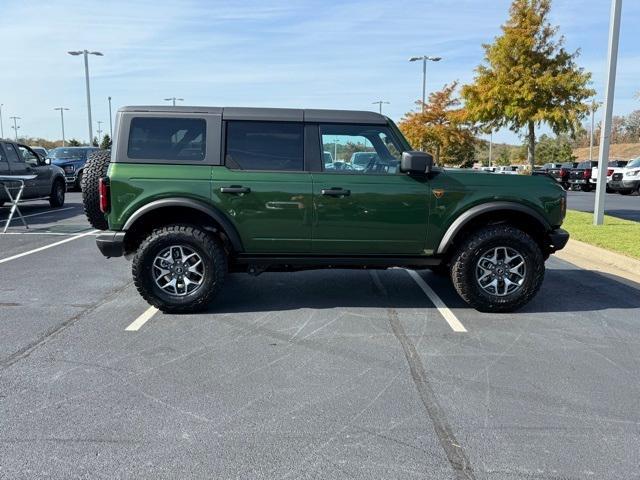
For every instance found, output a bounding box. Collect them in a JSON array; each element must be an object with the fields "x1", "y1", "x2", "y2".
[
  {"x1": 405, "y1": 269, "x2": 467, "y2": 332},
  {"x1": 1, "y1": 231, "x2": 98, "y2": 236},
  {"x1": 0, "y1": 206, "x2": 75, "y2": 225},
  {"x1": 125, "y1": 306, "x2": 159, "y2": 331},
  {"x1": 0, "y1": 229, "x2": 99, "y2": 265}
]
